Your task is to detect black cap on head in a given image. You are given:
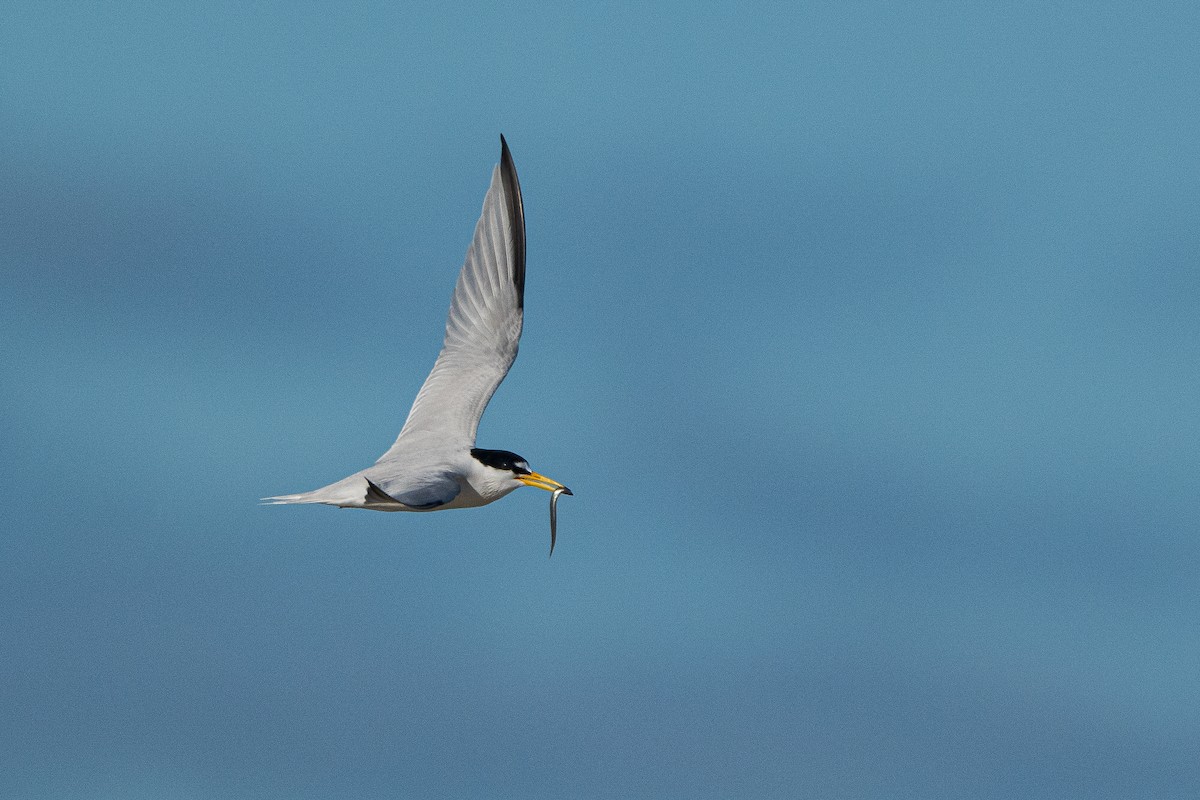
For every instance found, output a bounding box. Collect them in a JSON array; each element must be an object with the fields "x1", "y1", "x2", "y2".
[{"x1": 471, "y1": 448, "x2": 530, "y2": 474}]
